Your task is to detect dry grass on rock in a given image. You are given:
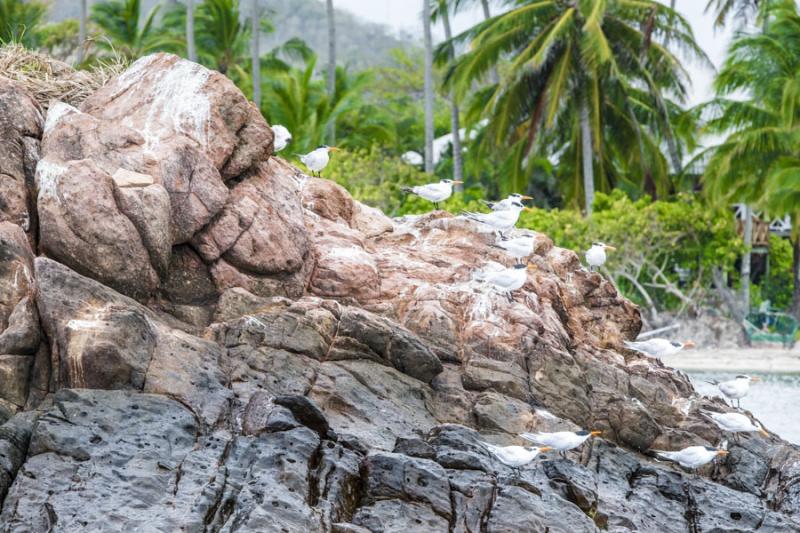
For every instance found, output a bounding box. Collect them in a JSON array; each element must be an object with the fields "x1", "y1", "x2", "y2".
[{"x1": 0, "y1": 44, "x2": 125, "y2": 109}]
